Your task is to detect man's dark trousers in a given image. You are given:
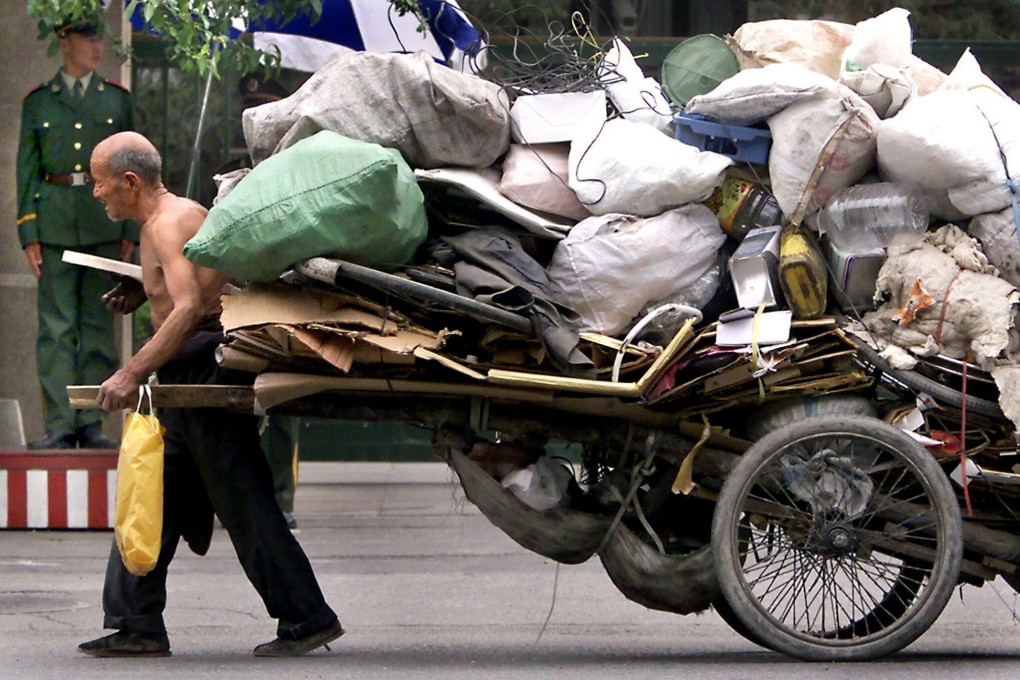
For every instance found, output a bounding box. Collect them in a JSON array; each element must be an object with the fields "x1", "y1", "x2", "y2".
[{"x1": 100, "y1": 329, "x2": 336, "y2": 640}]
